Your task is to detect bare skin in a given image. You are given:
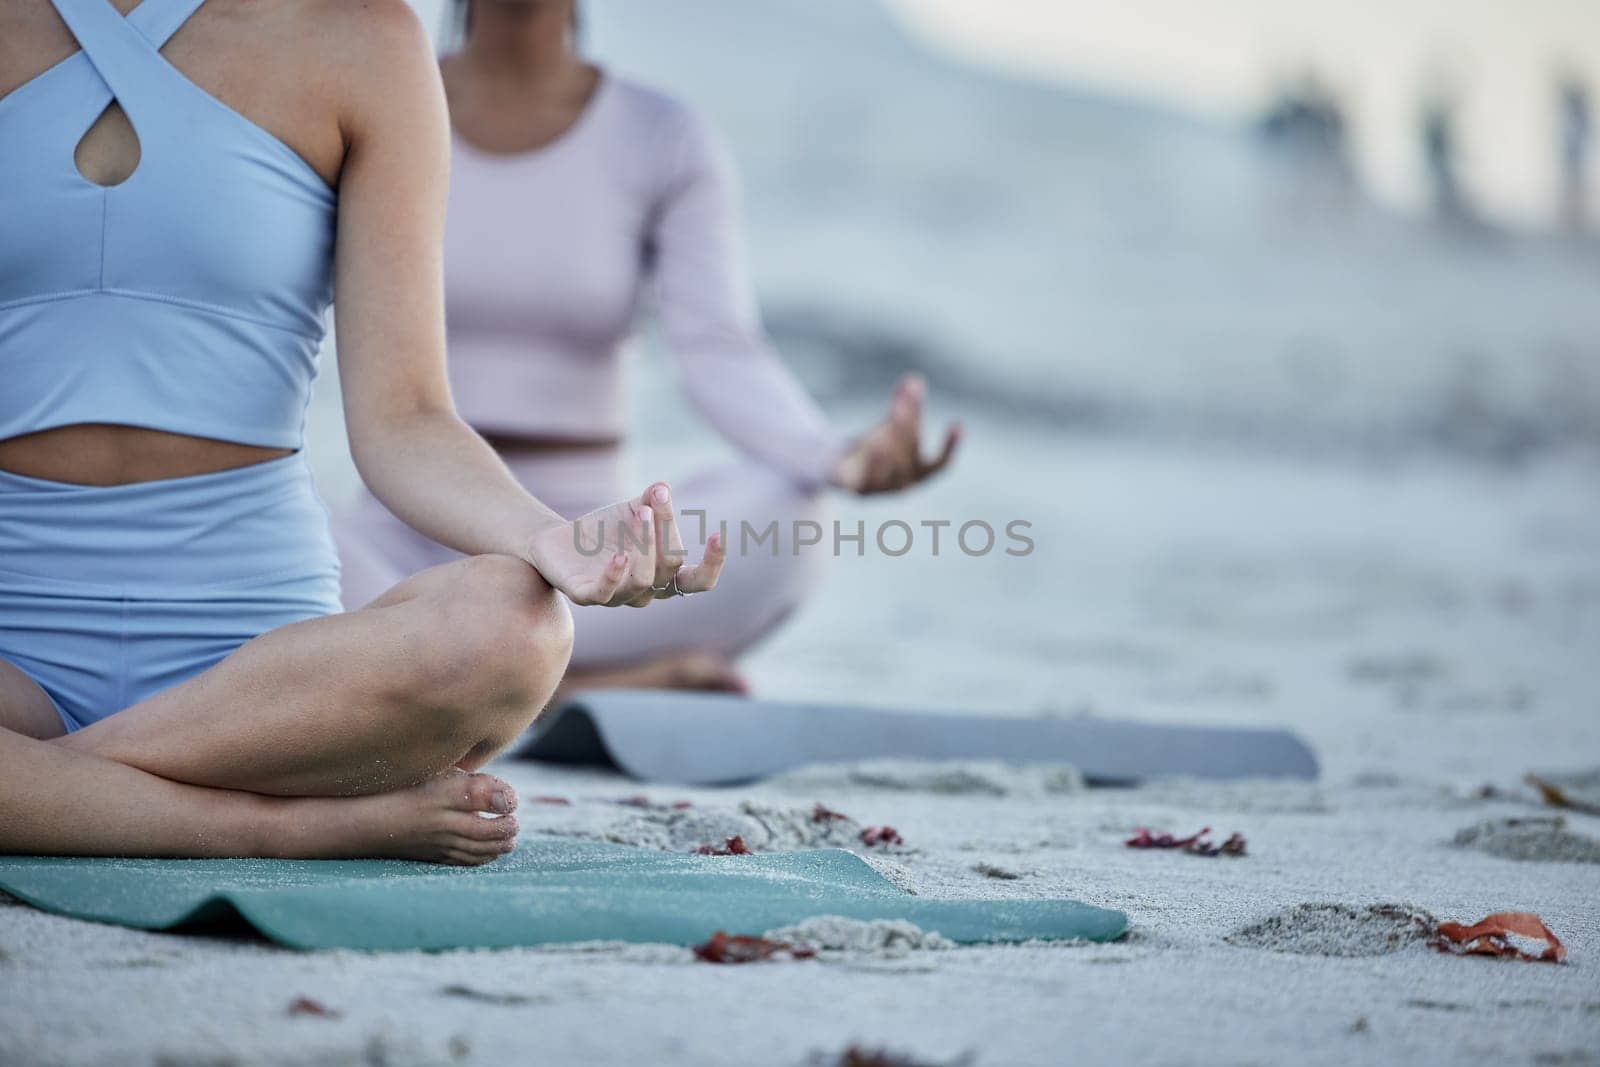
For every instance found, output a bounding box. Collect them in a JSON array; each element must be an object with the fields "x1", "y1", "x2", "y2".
[
  {"x1": 549, "y1": 653, "x2": 750, "y2": 707},
  {"x1": 0, "y1": 0, "x2": 722, "y2": 864},
  {"x1": 438, "y1": 0, "x2": 963, "y2": 697}
]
